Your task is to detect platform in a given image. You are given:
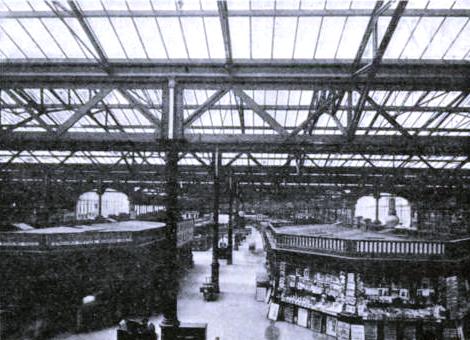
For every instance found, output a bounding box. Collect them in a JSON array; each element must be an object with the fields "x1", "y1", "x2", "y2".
[{"x1": 51, "y1": 228, "x2": 331, "y2": 340}]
